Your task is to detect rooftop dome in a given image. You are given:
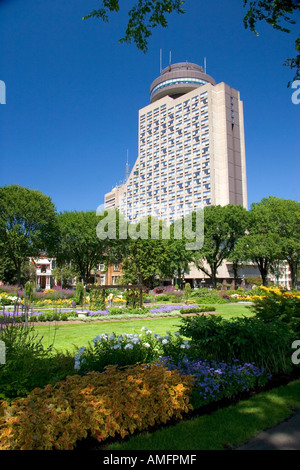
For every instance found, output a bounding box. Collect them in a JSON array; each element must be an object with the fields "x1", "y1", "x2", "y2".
[{"x1": 150, "y1": 62, "x2": 216, "y2": 103}]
